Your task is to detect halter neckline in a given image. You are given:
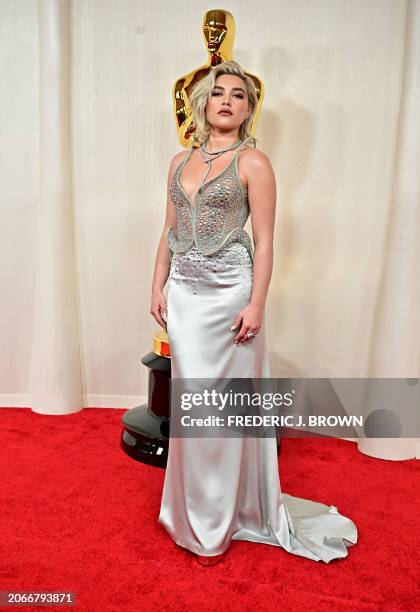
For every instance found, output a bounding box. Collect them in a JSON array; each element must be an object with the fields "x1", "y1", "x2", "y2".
[{"x1": 200, "y1": 138, "x2": 243, "y2": 160}]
